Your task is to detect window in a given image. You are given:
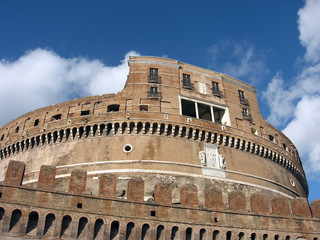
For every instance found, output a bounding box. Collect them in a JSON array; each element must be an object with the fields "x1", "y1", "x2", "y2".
[
  {"x1": 149, "y1": 68, "x2": 161, "y2": 83},
  {"x1": 34, "y1": 119, "x2": 39, "y2": 126},
  {"x1": 0, "y1": 134, "x2": 4, "y2": 141},
  {"x1": 269, "y1": 135, "x2": 274, "y2": 142},
  {"x1": 140, "y1": 105, "x2": 148, "y2": 111},
  {"x1": 182, "y1": 74, "x2": 193, "y2": 90},
  {"x1": 212, "y1": 81, "x2": 223, "y2": 97},
  {"x1": 81, "y1": 110, "x2": 90, "y2": 116},
  {"x1": 239, "y1": 90, "x2": 249, "y2": 106},
  {"x1": 15, "y1": 126, "x2": 19, "y2": 133},
  {"x1": 107, "y1": 104, "x2": 120, "y2": 112},
  {"x1": 283, "y1": 143, "x2": 287, "y2": 150},
  {"x1": 148, "y1": 86, "x2": 161, "y2": 98},
  {"x1": 51, "y1": 114, "x2": 62, "y2": 121},
  {"x1": 242, "y1": 108, "x2": 251, "y2": 120},
  {"x1": 180, "y1": 97, "x2": 231, "y2": 125}
]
